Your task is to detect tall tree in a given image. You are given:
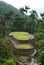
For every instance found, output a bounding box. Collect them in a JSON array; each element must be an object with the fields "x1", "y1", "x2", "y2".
[{"x1": 29, "y1": 10, "x2": 38, "y2": 33}]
